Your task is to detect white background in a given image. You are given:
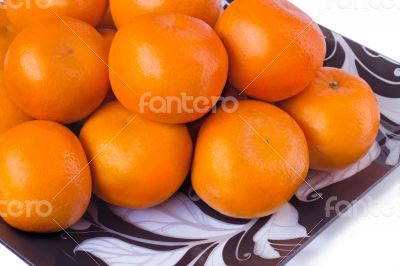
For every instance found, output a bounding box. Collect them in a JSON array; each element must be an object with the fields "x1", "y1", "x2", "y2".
[{"x1": 1, "y1": 1, "x2": 400, "y2": 265}]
